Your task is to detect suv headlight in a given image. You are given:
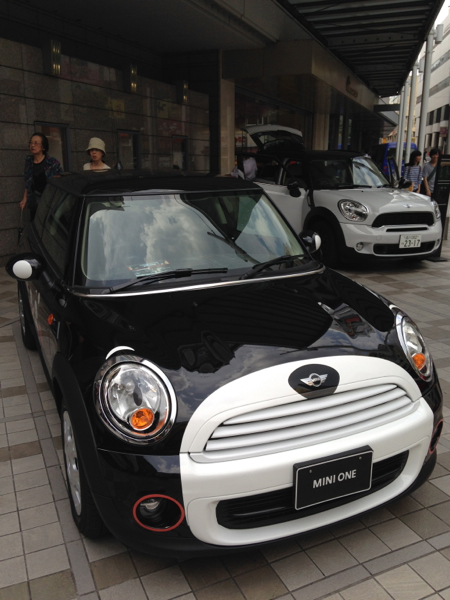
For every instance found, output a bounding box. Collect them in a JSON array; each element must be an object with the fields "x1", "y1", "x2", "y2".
[
  {"x1": 338, "y1": 200, "x2": 369, "y2": 222},
  {"x1": 393, "y1": 307, "x2": 433, "y2": 381},
  {"x1": 431, "y1": 200, "x2": 441, "y2": 220},
  {"x1": 95, "y1": 355, "x2": 177, "y2": 444}
]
